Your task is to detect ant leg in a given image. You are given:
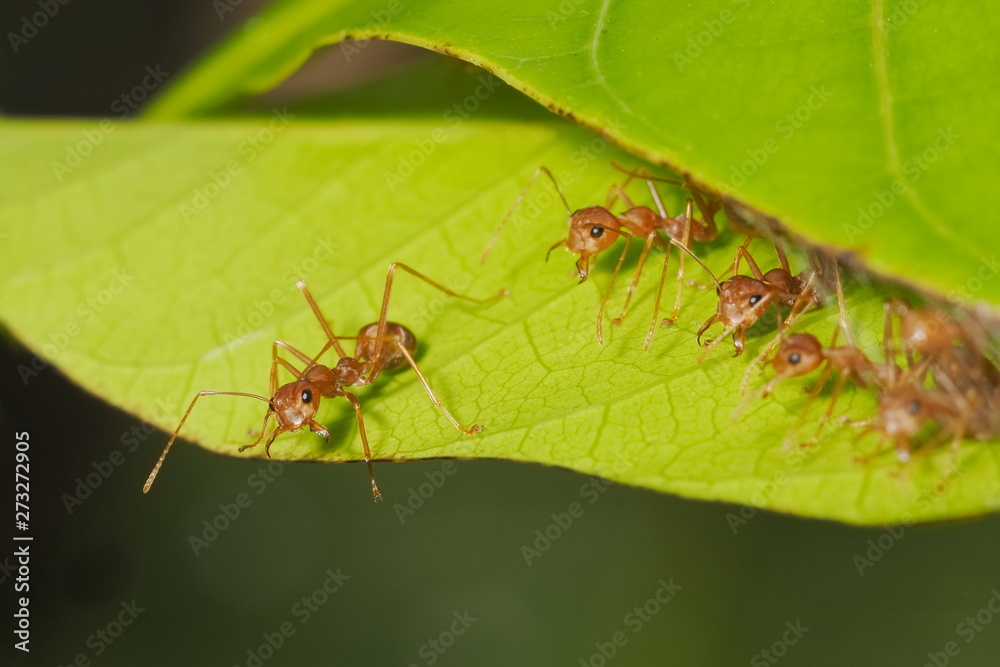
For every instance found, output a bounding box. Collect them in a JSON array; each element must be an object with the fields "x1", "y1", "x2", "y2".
[
  {"x1": 883, "y1": 300, "x2": 900, "y2": 386},
  {"x1": 644, "y1": 238, "x2": 673, "y2": 350},
  {"x1": 604, "y1": 183, "x2": 637, "y2": 210},
  {"x1": 339, "y1": 391, "x2": 382, "y2": 502},
  {"x1": 596, "y1": 233, "x2": 633, "y2": 345},
  {"x1": 297, "y1": 281, "x2": 351, "y2": 359},
  {"x1": 546, "y1": 238, "x2": 568, "y2": 262},
  {"x1": 814, "y1": 372, "x2": 851, "y2": 439},
  {"x1": 665, "y1": 199, "x2": 694, "y2": 326},
  {"x1": 831, "y1": 261, "x2": 856, "y2": 348},
  {"x1": 240, "y1": 409, "x2": 277, "y2": 452},
  {"x1": 482, "y1": 166, "x2": 572, "y2": 264},
  {"x1": 773, "y1": 238, "x2": 791, "y2": 274},
  {"x1": 143, "y1": 390, "x2": 272, "y2": 493},
  {"x1": 270, "y1": 339, "x2": 311, "y2": 396},
  {"x1": 736, "y1": 245, "x2": 767, "y2": 281},
  {"x1": 393, "y1": 343, "x2": 483, "y2": 435},
  {"x1": 697, "y1": 322, "x2": 740, "y2": 363},
  {"x1": 612, "y1": 231, "x2": 657, "y2": 327},
  {"x1": 371, "y1": 262, "x2": 508, "y2": 373}
]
